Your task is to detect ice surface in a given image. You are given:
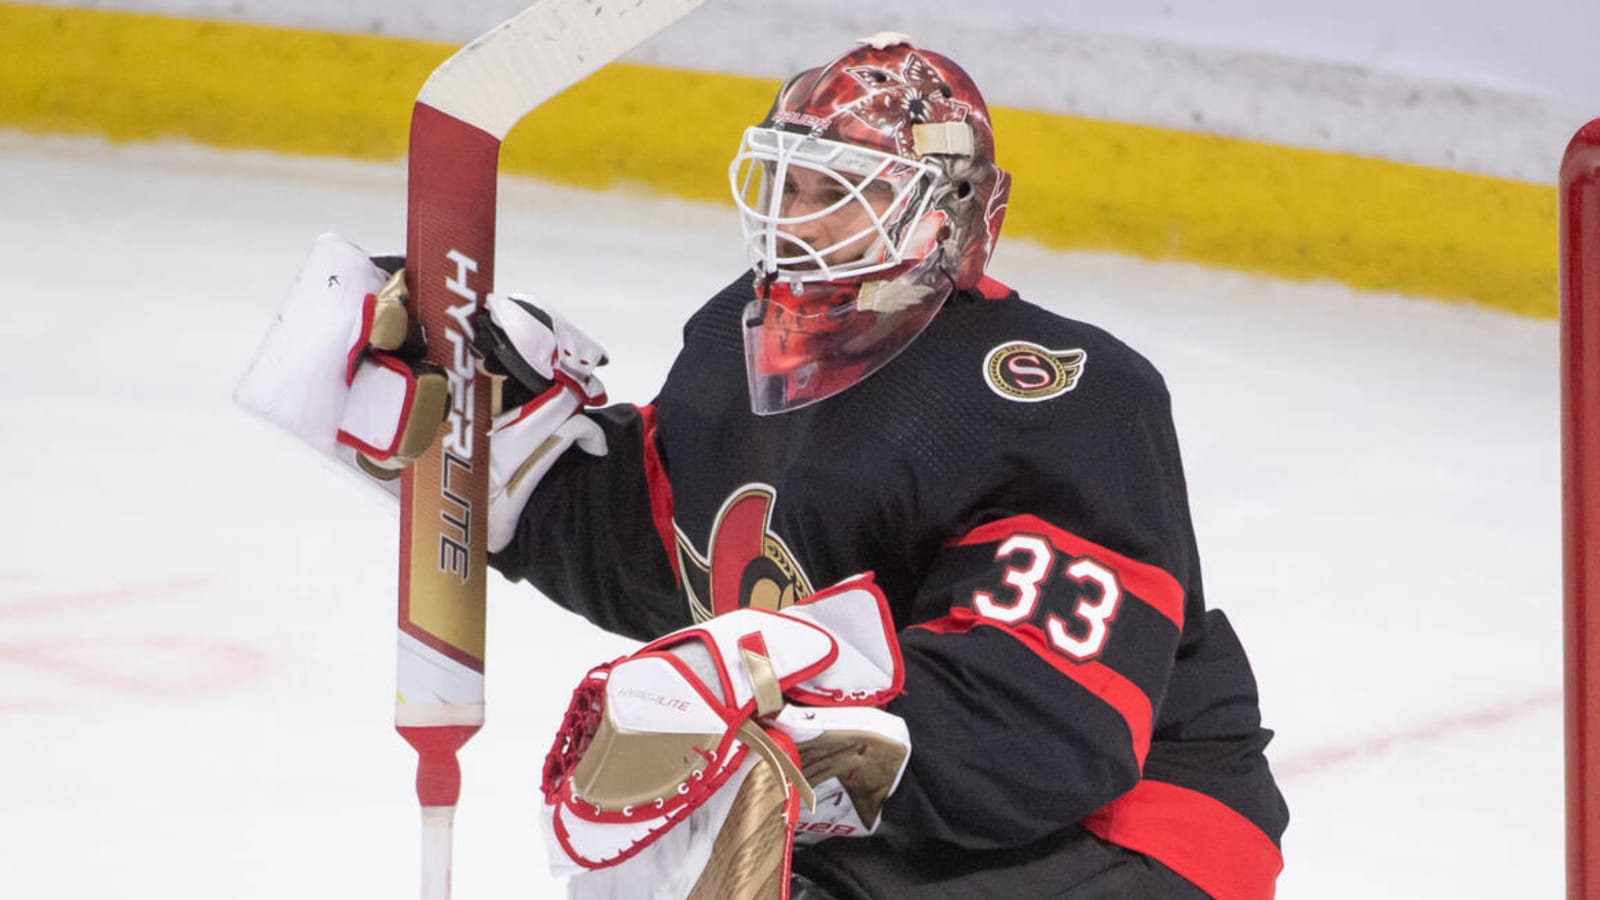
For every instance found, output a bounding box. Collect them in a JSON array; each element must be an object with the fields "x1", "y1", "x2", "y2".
[{"x1": 0, "y1": 133, "x2": 1559, "y2": 897}]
